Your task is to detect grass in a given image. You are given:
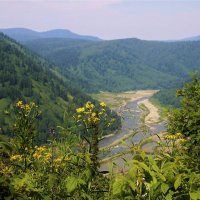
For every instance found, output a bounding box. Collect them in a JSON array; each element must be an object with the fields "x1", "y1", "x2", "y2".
[{"x1": 91, "y1": 91, "x2": 136, "y2": 110}]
